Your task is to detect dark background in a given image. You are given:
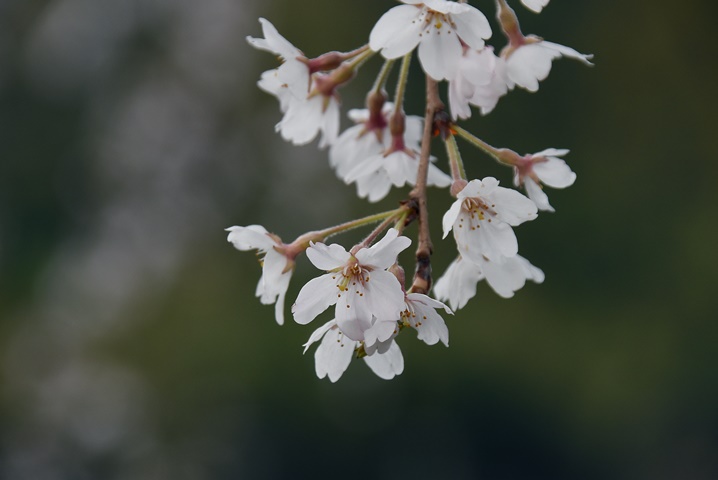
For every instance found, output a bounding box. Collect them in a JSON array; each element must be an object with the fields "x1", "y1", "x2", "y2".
[{"x1": 1, "y1": 0, "x2": 717, "y2": 479}]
